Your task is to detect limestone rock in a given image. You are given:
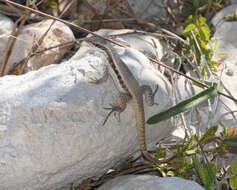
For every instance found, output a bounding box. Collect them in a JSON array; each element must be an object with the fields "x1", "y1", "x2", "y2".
[
  {"x1": 211, "y1": 4, "x2": 237, "y2": 127},
  {"x1": 0, "y1": 19, "x2": 75, "y2": 74},
  {"x1": 98, "y1": 175, "x2": 205, "y2": 190},
  {"x1": 0, "y1": 33, "x2": 173, "y2": 189}
]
